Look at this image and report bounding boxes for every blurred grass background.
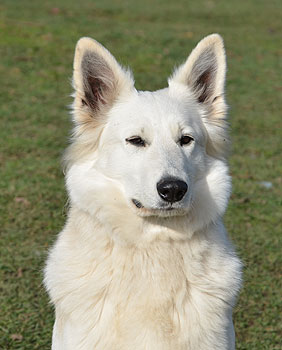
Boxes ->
[0,0,281,348]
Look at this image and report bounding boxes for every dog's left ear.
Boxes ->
[169,34,228,157]
[169,34,226,108]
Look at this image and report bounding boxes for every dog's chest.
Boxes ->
[51,236,235,349]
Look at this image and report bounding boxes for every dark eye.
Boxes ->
[126,136,146,147]
[180,135,194,146]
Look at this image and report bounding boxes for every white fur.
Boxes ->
[44,34,242,349]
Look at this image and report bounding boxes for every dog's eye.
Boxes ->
[126,136,146,147]
[180,135,194,146]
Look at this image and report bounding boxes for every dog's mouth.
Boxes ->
[132,198,175,210]
[132,199,144,209]
[131,198,186,217]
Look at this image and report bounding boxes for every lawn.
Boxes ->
[0,0,281,348]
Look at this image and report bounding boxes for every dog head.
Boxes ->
[66,34,230,224]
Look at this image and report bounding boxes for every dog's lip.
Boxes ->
[132,199,177,211]
[131,199,188,217]
[132,199,144,209]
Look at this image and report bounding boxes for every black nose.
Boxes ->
[157,178,188,203]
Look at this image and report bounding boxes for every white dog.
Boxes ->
[44,34,242,349]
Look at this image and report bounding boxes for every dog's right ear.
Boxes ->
[72,37,134,124]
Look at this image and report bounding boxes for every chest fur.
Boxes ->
[46,228,240,349]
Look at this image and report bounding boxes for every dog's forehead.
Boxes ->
[111,88,200,130]
[132,89,193,123]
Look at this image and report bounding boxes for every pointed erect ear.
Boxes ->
[169,34,226,108]
[72,37,134,121]
[169,34,229,158]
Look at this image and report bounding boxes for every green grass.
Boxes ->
[0,0,281,348]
